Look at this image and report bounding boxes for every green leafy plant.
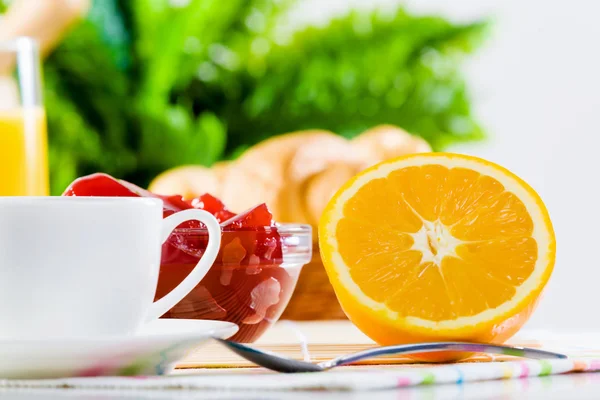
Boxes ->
[2,0,490,194]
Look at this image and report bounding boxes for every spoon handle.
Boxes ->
[321,342,567,369]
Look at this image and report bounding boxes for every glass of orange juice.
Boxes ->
[0,38,47,196]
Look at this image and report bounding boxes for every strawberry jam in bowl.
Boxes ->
[63,173,312,342]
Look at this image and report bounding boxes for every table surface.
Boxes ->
[3,372,600,399]
[4,322,600,399]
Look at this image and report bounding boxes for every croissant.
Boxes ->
[149,125,431,237]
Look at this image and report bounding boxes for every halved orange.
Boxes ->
[319,153,555,348]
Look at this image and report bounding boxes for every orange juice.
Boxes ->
[0,108,48,195]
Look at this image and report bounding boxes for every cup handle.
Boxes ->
[145,209,221,322]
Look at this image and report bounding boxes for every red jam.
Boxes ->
[63,173,293,342]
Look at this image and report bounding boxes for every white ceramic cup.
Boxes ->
[0,197,221,338]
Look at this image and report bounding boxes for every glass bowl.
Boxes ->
[155,224,312,342]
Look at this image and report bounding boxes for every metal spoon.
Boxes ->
[215,339,567,373]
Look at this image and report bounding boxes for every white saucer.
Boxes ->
[0,319,237,379]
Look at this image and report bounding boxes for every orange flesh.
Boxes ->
[336,165,537,322]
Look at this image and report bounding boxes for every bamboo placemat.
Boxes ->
[177,320,552,369]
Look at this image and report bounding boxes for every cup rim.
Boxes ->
[0,196,163,206]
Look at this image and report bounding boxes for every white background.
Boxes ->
[293,0,600,331]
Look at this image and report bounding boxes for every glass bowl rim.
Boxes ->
[172,222,312,235]
[168,223,313,265]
